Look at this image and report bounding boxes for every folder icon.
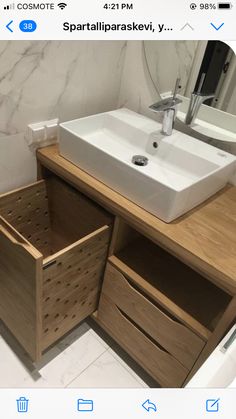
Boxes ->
[77,398,94,412]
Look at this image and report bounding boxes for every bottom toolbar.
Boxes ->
[0,388,234,418]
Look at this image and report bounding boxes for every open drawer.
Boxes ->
[0,175,113,360]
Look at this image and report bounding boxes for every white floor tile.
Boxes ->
[88,327,109,350]
[0,324,106,388]
[67,350,145,388]
[0,321,148,389]
[108,348,148,387]
[35,330,107,388]
[0,336,58,388]
[54,322,90,352]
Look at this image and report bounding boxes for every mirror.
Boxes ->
[143,41,236,154]
[143,41,236,114]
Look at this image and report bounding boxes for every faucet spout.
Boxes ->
[149,98,181,136]
[162,108,176,136]
[149,78,182,136]
[185,92,215,126]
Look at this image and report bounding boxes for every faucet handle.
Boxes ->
[149,97,182,113]
[150,77,182,113]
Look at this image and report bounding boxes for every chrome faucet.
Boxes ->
[185,73,215,126]
[149,78,182,136]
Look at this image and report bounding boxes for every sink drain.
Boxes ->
[132,155,148,166]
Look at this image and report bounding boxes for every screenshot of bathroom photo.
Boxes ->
[0,38,235,391]
[0,0,235,417]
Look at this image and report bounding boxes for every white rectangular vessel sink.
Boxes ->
[59,109,236,222]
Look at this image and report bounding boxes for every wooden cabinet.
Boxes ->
[97,262,207,387]
[0,174,113,360]
[97,218,233,387]
[98,293,189,387]
[1,145,235,388]
[99,263,205,371]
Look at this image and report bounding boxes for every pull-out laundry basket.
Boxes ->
[0,174,113,360]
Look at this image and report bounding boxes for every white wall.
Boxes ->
[118,41,198,119]
[142,41,199,96]
[1,40,235,194]
[118,41,158,119]
[0,40,126,192]
[0,133,36,193]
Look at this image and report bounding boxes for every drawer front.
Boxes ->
[98,294,188,387]
[0,216,42,361]
[101,262,205,370]
[42,225,111,349]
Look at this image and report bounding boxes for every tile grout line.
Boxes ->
[65,348,109,388]
[107,348,148,387]
[65,347,144,389]
[89,328,147,387]
[88,329,109,350]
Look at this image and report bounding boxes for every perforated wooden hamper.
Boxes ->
[0,175,113,360]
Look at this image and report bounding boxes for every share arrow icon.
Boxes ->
[142,399,157,412]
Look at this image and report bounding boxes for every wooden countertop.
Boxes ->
[37,145,236,295]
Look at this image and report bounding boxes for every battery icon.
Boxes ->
[218,2,232,8]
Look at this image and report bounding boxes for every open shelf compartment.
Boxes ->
[109,220,231,338]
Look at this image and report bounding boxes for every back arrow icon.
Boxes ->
[6,20,13,32]
[142,399,157,412]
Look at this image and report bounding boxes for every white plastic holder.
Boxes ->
[25,118,59,152]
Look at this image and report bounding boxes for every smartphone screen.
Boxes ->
[0,1,235,418]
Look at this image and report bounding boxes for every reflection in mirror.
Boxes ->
[143,41,236,155]
[144,41,236,114]
[145,41,236,115]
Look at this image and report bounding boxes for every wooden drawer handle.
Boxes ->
[107,262,186,328]
[116,304,171,356]
[0,221,25,245]
[0,216,41,258]
[108,258,211,341]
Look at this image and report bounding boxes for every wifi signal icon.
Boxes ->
[57,2,67,9]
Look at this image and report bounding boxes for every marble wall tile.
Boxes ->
[118,41,158,119]
[0,133,37,193]
[143,41,198,96]
[1,40,235,194]
[0,41,127,137]
[0,41,127,191]
[118,41,198,120]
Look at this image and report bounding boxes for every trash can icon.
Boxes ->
[16,397,29,413]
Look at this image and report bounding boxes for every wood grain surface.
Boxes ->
[37,145,236,295]
[97,294,189,387]
[102,262,205,370]
[0,216,43,360]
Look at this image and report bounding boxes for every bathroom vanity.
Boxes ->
[0,144,235,388]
